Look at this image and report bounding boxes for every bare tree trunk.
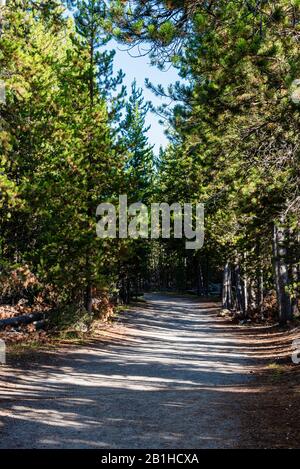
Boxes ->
[258,267,264,315]
[291,263,299,316]
[204,255,209,296]
[197,260,204,296]
[235,260,245,316]
[120,274,131,304]
[0,1,4,38]
[290,229,300,316]
[243,252,248,315]
[84,29,96,316]
[246,277,256,310]
[273,221,292,324]
[85,284,93,315]
[255,243,264,315]
[222,261,232,310]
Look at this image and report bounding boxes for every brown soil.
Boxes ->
[0,294,299,449]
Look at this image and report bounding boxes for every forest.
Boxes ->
[1,0,300,329]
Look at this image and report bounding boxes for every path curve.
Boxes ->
[0,293,259,449]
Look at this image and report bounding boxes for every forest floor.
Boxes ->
[0,292,300,449]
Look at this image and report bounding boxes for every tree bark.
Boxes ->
[258,267,264,315]
[273,221,292,324]
[222,261,232,310]
[243,279,248,314]
[197,260,204,296]
[85,283,93,315]
[235,261,245,316]
[84,22,96,315]
[290,229,300,316]
[255,243,264,315]
[0,312,48,330]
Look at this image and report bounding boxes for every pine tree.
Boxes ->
[59,0,125,312]
[113,0,300,321]
[72,0,126,122]
[1,1,124,312]
[122,80,154,202]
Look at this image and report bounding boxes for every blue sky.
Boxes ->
[65,8,180,153]
[110,40,180,153]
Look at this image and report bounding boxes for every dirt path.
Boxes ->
[0,293,294,449]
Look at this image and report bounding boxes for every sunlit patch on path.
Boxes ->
[0,293,265,449]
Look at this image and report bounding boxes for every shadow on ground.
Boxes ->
[0,293,299,448]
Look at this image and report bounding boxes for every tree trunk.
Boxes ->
[197,260,204,296]
[235,261,245,316]
[255,243,264,315]
[85,283,93,315]
[84,32,95,315]
[290,229,300,316]
[0,312,48,330]
[273,221,292,324]
[204,255,209,296]
[257,267,264,316]
[222,261,232,310]
[243,252,248,315]
[291,262,299,316]
[0,1,4,38]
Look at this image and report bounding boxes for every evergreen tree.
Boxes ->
[71,0,126,122]
[122,80,154,202]
[112,0,300,322]
[0,1,124,312]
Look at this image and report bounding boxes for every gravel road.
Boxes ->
[0,293,258,449]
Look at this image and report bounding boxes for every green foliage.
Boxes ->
[49,304,93,332]
[0,0,152,322]
[1,0,300,326]
[112,0,300,317]
[121,80,155,202]
[158,21,177,45]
